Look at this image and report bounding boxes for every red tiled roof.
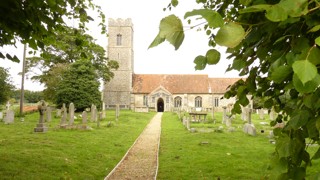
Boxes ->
[132,74,242,94]
[208,78,242,94]
[133,74,209,94]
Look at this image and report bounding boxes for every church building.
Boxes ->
[103,18,242,112]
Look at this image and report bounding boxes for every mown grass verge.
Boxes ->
[158,112,320,179]
[0,110,155,179]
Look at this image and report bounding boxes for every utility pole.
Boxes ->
[20,44,27,119]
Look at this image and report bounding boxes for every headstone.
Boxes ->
[4,110,14,124]
[34,100,48,132]
[186,117,190,130]
[259,109,264,120]
[243,109,256,136]
[91,104,96,122]
[60,103,67,128]
[56,109,61,117]
[222,106,227,124]
[212,107,215,123]
[0,112,3,120]
[69,103,75,125]
[82,111,88,124]
[94,106,98,122]
[46,107,52,122]
[269,108,276,121]
[102,102,106,119]
[97,112,101,127]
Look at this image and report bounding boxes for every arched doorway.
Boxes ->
[157,98,164,112]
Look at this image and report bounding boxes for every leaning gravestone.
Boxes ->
[34,100,48,132]
[243,109,256,136]
[46,106,52,122]
[4,110,14,124]
[60,103,68,128]
[69,103,75,126]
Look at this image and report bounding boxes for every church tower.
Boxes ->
[103,18,134,109]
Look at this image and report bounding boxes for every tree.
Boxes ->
[0,0,106,62]
[55,59,101,111]
[27,26,118,102]
[0,67,15,105]
[150,0,320,178]
[12,90,44,103]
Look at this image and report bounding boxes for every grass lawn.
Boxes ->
[0,109,155,179]
[158,112,320,179]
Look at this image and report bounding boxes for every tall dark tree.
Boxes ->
[151,0,320,178]
[55,59,101,111]
[0,0,106,62]
[0,67,15,105]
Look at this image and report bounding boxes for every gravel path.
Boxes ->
[105,112,162,180]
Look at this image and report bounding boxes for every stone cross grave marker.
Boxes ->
[69,103,75,125]
[4,110,14,124]
[34,100,48,132]
[243,109,256,136]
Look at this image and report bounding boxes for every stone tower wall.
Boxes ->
[104,18,134,109]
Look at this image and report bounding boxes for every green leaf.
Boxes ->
[306,118,319,140]
[270,65,292,83]
[171,0,178,7]
[315,37,320,46]
[194,55,207,70]
[308,47,320,65]
[184,9,224,28]
[264,98,274,109]
[276,134,291,158]
[288,110,310,130]
[312,147,320,160]
[239,4,271,14]
[292,60,318,84]
[293,74,320,93]
[215,22,245,48]
[148,34,165,49]
[278,0,308,18]
[149,15,185,50]
[205,49,220,65]
[308,25,320,33]
[0,52,5,59]
[265,5,287,22]
[239,0,252,6]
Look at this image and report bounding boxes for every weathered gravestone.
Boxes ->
[56,109,61,117]
[0,111,3,120]
[269,108,276,121]
[60,103,68,128]
[222,106,227,124]
[46,106,52,122]
[243,109,256,136]
[80,111,89,129]
[69,103,75,126]
[259,109,265,120]
[4,110,14,124]
[34,100,48,132]
[91,104,97,122]
[102,102,106,119]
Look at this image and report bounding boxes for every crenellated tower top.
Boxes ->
[108,18,133,27]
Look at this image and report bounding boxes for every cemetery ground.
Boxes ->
[0,109,319,179]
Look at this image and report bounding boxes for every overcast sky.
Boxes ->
[0,0,240,91]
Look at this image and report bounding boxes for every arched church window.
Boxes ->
[117,34,122,46]
[174,96,182,107]
[195,96,202,108]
